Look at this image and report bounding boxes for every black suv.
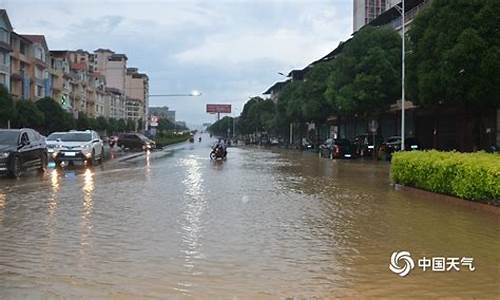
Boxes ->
[0,129,48,177]
[118,133,156,150]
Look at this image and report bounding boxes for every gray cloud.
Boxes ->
[2,0,352,124]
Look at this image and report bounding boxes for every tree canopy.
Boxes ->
[407,0,500,108]
[325,26,402,116]
[0,84,16,128]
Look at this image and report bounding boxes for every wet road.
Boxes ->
[0,134,499,299]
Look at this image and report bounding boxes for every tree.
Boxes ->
[116,119,127,133]
[95,116,108,132]
[325,26,402,117]
[35,97,73,134]
[126,119,136,132]
[76,113,90,130]
[0,84,16,128]
[14,100,45,129]
[157,118,175,132]
[208,116,233,137]
[407,0,500,108]
[238,97,276,135]
[301,62,335,123]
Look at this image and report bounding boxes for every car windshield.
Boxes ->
[60,133,92,142]
[47,133,66,141]
[0,131,20,145]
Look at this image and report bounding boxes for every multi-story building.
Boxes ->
[9,32,32,99]
[2,9,150,126]
[49,50,73,111]
[353,0,399,32]
[0,9,12,91]
[21,35,50,100]
[94,49,127,92]
[106,87,126,120]
[125,67,148,129]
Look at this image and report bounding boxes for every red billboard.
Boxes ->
[206,104,231,113]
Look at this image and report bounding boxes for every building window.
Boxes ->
[0,73,6,86]
[35,66,43,79]
[35,47,45,62]
[0,52,5,65]
[36,85,43,97]
[20,42,28,55]
[0,29,8,43]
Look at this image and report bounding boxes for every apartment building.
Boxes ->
[2,9,149,125]
[125,67,149,129]
[0,10,12,91]
[21,35,50,100]
[49,50,73,111]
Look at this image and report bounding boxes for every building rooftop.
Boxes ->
[263,80,290,95]
[94,48,115,53]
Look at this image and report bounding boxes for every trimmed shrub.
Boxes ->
[391,150,500,204]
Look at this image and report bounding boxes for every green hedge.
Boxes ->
[155,132,191,147]
[391,150,500,204]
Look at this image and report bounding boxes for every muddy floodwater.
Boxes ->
[0,135,498,299]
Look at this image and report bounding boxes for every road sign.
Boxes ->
[206,104,231,113]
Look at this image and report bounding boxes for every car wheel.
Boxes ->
[9,156,21,178]
[38,152,47,173]
[89,150,96,166]
[98,148,104,164]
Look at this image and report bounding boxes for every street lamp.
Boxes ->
[395,1,406,150]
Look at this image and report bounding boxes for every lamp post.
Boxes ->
[395,1,406,150]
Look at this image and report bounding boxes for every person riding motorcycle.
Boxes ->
[211,139,227,159]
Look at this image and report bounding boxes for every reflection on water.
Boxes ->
[0,143,498,299]
[80,168,95,258]
[178,155,206,293]
[145,150,151,178]
[0,193,5,224]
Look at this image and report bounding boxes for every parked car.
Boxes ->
[353,134,384,157]
[118,133,156,150]
[0,128,48,177]
[53,130,104,166]
[378,136,421,160]
[319,138,354,159]
[45,132,66,155]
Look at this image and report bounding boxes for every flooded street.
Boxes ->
[0,135,498,299]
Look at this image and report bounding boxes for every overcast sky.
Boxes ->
[2,0,352,126]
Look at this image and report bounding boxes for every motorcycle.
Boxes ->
[210,145,226,160]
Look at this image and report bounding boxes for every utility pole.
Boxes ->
[401,0,406,150]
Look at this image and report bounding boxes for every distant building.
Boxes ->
[353,0,400,32]
[149,106,175,123]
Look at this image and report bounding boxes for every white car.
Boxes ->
[45,132,66,155]
[53,130,104,166]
